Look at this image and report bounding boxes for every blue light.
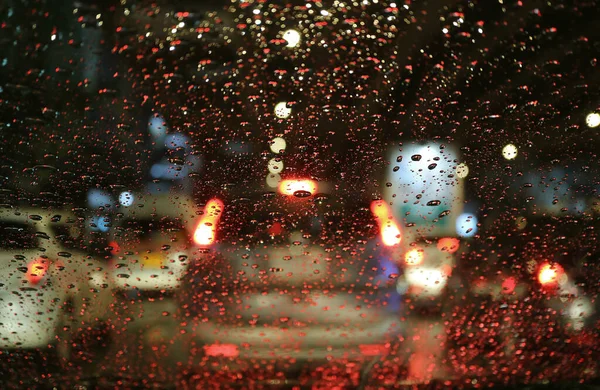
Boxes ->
[164,133,190,150]
[87,189,112,208]
[456,213,478,238]
[89,216,110,232]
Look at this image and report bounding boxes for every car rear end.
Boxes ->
[109,195,198,296]
[0,212,63,350]
[179,180,404,363]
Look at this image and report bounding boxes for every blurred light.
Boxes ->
[90,216,111,232]
[502,144,518,160]
[148,115,167,140]
[268,158,284,174]
[456,213,477,237]
[437,237,460,253]
[266,173,282,188]
[404,268,447,295]
[282,29,301,47]
[456,163,469,178]
[359,344,388,356]
[108,241,121,255]
[516,216,527,230]
[193,198,224,246]
[274,101,292,118]
[405,248,424,265]
[164,133,189,150]
[270,137,287,154]
[567,297,593,321]
[204,344,239,357]
[370,200,402,246]
[586,112,600,128]
[278,179,317,196]
[87,189,112,208]
[501,277,517,294]
[118,191,134,207]
[538,263,563,286]
[193,224,215,246]
[89,272,108,288]
[27,260,48,285]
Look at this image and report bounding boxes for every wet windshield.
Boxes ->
[1,0,599,388]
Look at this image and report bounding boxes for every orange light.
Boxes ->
[204,343,239,357]
[193,198,224,246]
[437,237,460,253]
[538,263,563,285]
[405,248,424,266]
[278,179,318,196]
[370,200,402,246]
[27,260,48,285]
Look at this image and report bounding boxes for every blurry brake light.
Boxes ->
[405,248,424,265]
[437,237,460,253]
[27,260,48,285]
[204,343,239,357]
[370,200,402,246]
[193,198,224,246]
[538,263,563,286]
[278,179,317,196]
[359,344,389,356]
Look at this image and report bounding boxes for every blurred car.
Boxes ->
[108,193,198,295]
[0,207,113,363]
[382,142,467,309]
[178,179,404,364]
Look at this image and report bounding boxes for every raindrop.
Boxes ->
[411,154,422,161]
[293,190,312,198]
[427,200,441,206]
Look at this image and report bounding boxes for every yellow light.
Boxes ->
[502,144,518,160]
[278,179,317,196]
[274,102,292,119]
[538,263,562,285]
[456,163,469,179]
[268,158,284,174]
[193,198,224,246]
[370,200,402,246]
[586,112,600,128]
[270,137,287,154]
[381,223,402,246]
[405,248,424,265]
[266,173,282,188]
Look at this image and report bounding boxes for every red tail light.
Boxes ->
[27,260,48,285]
[194,198,224,246]
[370,200,402,246]
[538,263,563,286]
[204,343,239,357]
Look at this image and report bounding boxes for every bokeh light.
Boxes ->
[274,102,292,119]
[282,29,301,48]
[456,163,469,179]
[502,144,518,160]
[118,191,134,207]
[456,213,478,237]
[270,137,287,154]
[268,158,284,174]
[586,112,600,128]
